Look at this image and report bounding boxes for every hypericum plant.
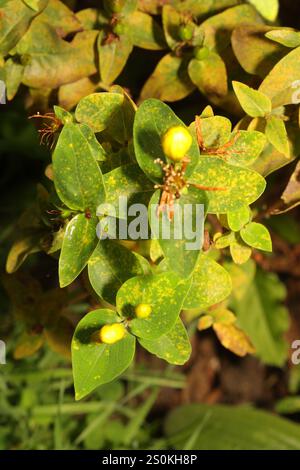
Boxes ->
[6,72,297,399]
[4,0,300,401]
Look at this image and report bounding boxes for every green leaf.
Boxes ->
[59,214,98,288]
[188,52,227,98]
[134,98,199,183]
[189,157,266,213]
[224,130,266,166]
[259,46,300,107]
[275,396,300,415]
[75,92,124,133]
[232,81,272,117]
[183,254,232,310]
[149,189,205,278]
[126,11,166,50]
[192,116,232,148]
[88,240,150,305]
[139,319,191,365]
[98,32,133,86]
[78,124,106,162]
[140,54,195,102]
[103,163,154,218]
[265,116,290,157]
[53,123,105,211]
[53,105,73,124]
[104,85,136,144]
[247,0,279,21]
[0,0,37,55]
[72,309,135,400]
[165,403,300,449]
[214,232,235,249]
[230,236,252,264]
[232,25,287,78]
[265,29,300,48]
[227,205,250,231]
[240,222,272,252]
[116,272,190,340]
[232,269,289,366]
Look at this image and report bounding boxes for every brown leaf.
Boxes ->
[140,53,195,102]
[213,322,255,357]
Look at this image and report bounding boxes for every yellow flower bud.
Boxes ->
[99,323,126,344]
[161,126,192,162]
[135,303,152,319]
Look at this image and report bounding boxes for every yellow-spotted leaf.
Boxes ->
[72,309,135,400]
[88,240,150,305]
[232,81,272,117]
[265,116,290,158]
[52,123,105,211]
[240,222,272,252]
[59,214,98,287]
[183,254,232,310]
[116,272,190,340]
[138,318,191,365]
[75,92,124,133]
[189,156,266,213]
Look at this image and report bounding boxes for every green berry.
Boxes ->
[113,23,126,36]
[178,24,194,41]
[107,0,125,13]
[194,46,210,61]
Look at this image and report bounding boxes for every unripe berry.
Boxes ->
[161,126,192,161]
[178,23,194,41]
[113,23,126,36]
[99,323,126,344]
[194,46,210,61]
[107,0,125,13]
[135,303,152,319]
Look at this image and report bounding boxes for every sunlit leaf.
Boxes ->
[139,318,191,365]
[72,309,135,400]
[116,272,190,340]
